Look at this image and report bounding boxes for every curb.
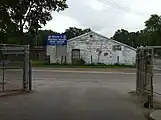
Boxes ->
[0,90,33,97]
[148,110,161,120]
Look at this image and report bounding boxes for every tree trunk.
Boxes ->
[20,20,24,45]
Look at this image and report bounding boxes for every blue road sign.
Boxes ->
[47,35,67,46]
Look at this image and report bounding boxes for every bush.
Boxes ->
[79,58,86,65]
[97,63,106,66]
[73,58,86,65]
[114,63,135,68]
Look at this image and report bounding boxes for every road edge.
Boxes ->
[148,110,161,120]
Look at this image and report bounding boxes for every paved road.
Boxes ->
[0,70,160,120]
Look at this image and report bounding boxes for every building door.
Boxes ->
[71,49,80,64]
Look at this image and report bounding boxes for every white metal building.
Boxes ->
[47,31,136,65]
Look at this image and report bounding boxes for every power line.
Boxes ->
[98,0,148,15]
[99,0,148,15]
[93,24,144,29]
[98,0,151,16]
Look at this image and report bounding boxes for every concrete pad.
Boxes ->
[149,110,161,120]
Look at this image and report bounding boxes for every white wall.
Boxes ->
[46,46,67,64]
[46,46,56,63]
[122,46,136,65]
[67,32,136,65]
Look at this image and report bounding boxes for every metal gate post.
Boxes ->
[2,52,5,92]
[150,48,154,108]
[139,49,141,92]
[143,49,147,94]
[23,45,30,90]
[136,49,140,92]
[29,60,32,91]
[142,50,145,94]
[137,48,141,93]
[140,50,144,94]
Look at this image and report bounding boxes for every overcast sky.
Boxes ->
[43,0,161,37]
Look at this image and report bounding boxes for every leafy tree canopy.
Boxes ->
[112,14,161,48]
[0,0,68,43]
[23,27,91,46]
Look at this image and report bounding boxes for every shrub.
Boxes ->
[76,58,86,65]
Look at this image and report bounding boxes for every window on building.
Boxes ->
[112,45,121,51]
[89,34,93,38]
[104,52,108,56]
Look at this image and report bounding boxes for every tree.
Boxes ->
[36,30,60,46]
[111,29,133,46]
[0,0,68,44]
[112,14,161,47]
[112,29,151,48]
[35,27,91,46]
[65,27,91,39]
[145,14,161,32]
[145,14,161,46]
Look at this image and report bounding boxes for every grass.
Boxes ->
[32,61,135,68]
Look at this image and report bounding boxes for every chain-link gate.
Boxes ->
[136,46,161,108]
[0,44,32,93]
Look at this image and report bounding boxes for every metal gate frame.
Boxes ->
[136,46,161,108]
[0,44,32,93]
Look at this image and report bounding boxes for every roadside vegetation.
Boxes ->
[32,61,135,68]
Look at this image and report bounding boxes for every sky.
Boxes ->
[43,0,161,37]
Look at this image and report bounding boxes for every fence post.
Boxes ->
[148,49,153,108]
[140,50,143,94]
[2,49,5,92]
[136,49,139,92]
[138,49,141,93]
[29,60,32,91]
[141,49,145,95]
[23,45,30,91]
[143,49,147,94]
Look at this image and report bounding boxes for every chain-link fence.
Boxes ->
[153,47,161,108]
[136,46,161,108]
[0,44,32,93]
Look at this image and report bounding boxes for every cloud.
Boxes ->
[44,0,161,37]
[43,13,84,33]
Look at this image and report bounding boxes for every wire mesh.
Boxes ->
[0,69,24,92]
[136,46,161,108]
[0,44,30,92]
[153,47,161,107]
[136,47,153,107]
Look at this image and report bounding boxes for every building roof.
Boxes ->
[68,31,136,51]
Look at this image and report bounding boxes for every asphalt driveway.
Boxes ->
[0,69,158,120]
